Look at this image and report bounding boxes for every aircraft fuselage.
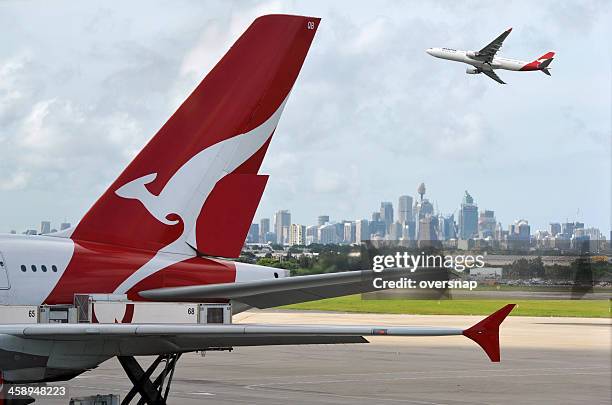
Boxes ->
[425,48,538,71]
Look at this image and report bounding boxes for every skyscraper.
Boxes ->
[437,214,456,240]
[317,215,330,226]
[60,222,71,231]
[478,210,496,238]
[509,219,530,241]
[417,215,438,247]
[549,223,561,237]
[306,225,318,245]
[246,223,259,243]
[398,195,413,224]
[355,219,370,242]
[260,218,270,243]
[388,221,403,240]
[40,221,51,235]
[459,191,478,240]
[343,221,356,244]
[562,222,575,238]
[289,224,306,246]
[380,202,394,230]
[318,224,338,245]
[274,210,291,245]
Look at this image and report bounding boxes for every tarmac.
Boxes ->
[46,310,610,404]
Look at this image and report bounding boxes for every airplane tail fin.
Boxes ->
[537,52,554,76]
[463,304,516,362]
[69,15,320,257]
[536,51,555,61]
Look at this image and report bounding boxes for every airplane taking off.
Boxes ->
[426,28,555,84]
[0,15,515,404]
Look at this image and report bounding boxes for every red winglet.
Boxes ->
[462,304,516,362]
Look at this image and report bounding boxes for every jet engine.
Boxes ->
[466,51,479,58]
[466,67,481,74]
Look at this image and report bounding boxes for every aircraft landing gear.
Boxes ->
[117,353,181,405]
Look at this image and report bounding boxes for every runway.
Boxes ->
[46,310,610,404]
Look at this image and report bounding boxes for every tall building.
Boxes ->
[509,219,531,241]
[274,210,291,245]
[260,218,270,243]
[318,224,338,245]
[355,219,369,242]
[371,212,381,222]
[417,215,438,246]
[60,222,71,231]
[40,221,51,235]
[459,191,478,240]
[405,220,416,240]
[317,215,330,226]
[333,222,345,242]
[437,214,456,240]
[562,222,575,238]
[388,221,403,240]
[398,195,413,224]
[343,221,356,244]
[549,223,561,236]
[246,223,259,243]
[306,225,318,245]
[289,224,306,246]
[369,218,386,238]
[380,202,394,230]
[478,210,496,238]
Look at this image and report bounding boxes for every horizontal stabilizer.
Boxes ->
[539,58,553,69]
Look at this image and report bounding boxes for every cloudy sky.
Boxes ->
[0,0,610,234]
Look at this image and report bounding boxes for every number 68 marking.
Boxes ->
[307,21,315,30]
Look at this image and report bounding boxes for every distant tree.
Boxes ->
[528,256,545,278]
[510,258,529,279]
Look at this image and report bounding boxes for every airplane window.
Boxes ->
[51,265,58,272]
[31,265,37,272]
[21,265,26,272]
[41,265,48,272]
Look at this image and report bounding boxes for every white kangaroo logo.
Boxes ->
[112,97,288,294]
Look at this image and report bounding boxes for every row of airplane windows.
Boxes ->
[20,264,58,273]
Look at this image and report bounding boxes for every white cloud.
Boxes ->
[0,0,609,232]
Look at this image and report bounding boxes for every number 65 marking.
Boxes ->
[307,21,315,30]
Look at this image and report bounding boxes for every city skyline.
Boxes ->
[6,183,608,238]
[253,183,609,239]
[248,182,608,251]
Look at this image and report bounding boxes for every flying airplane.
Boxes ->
[426,28,555,84]
[0,15,515,404]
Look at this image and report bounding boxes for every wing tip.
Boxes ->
[463,304,516,362]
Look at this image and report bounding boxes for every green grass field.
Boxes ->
[283,295,611,318]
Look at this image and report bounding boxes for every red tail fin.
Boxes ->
[536,51,555,61]
[463,304,516,362]
[70,15,320,255]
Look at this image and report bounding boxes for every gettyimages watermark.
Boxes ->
[359,240,610,301]
[370,251,482,291]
